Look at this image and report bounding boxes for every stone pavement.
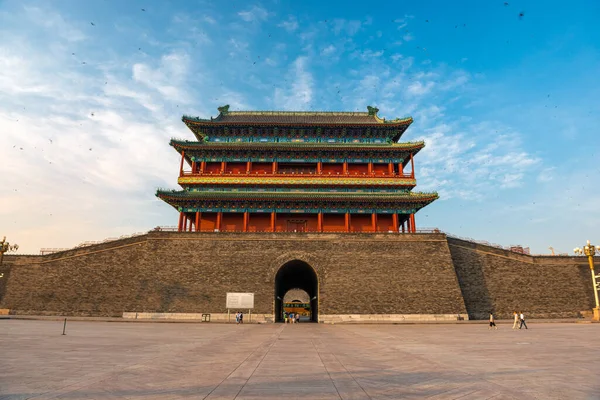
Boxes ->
[1,320,599,399]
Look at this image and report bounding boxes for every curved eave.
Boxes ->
[177,176,417,187]
[156,189,438,203]
[170,139,425,152]
[182,116,413,127]
[182,116,413,142]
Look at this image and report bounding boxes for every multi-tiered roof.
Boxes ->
[157,105,437,232]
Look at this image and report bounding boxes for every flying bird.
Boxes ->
[91,22,95,26]
[141,8,146,11]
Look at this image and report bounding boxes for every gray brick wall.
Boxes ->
[0,232,466,317]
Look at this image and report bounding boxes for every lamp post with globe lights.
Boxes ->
[574,240,600,321]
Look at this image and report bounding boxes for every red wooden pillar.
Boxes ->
[179,151,185,176]
[368,162,373,175]
[317,161,322,174]
[220,161,226,174]
[410,213,416,233]
[195,212,200,232]
[410,153,415,179]
[216,212,222,231]
[200,161,206,173]
[345,213,350,232]
[399,162,403,176]
[318,212,323,232]
[246,161,252,174]
[272,161,277,174]
[392,213,399,232]
[271,212,276,232]
[191,161,197,174]
[388,162,393,175]
[183,215,187,231]
[343,161,348,175]
[371,213,377,232]
[178,212,184,232]
[243,211,249,232]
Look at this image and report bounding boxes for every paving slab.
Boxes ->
[1,321,600,399]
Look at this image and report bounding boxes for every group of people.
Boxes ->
[235,311,244,324]
[488,311,528,329]
[283,311,299,323]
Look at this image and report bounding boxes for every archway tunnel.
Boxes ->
[274,260,318,322]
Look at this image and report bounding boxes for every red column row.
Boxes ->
[177,212,416,233]
[180,159,415,177]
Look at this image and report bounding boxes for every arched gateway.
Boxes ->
[274,260,318,322]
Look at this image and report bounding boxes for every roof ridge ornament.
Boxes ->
[367,106,379,116]
[217,104,230,115]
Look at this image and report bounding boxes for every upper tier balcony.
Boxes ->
[180,161,415,179]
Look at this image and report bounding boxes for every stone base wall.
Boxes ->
[0,232,467,318]
[448,237,597,319]
[1,232,596,321]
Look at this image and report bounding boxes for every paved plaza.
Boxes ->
[1,320,599,399]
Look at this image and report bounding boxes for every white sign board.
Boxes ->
[226,293,254,309]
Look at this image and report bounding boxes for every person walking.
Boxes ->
[284,311,288,324]
[519,312,528,329]
[489,312,497,330]
[512,311,519,329]
[239,312,244,324]
[235,312,240,324]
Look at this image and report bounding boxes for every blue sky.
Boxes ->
[1,0,599,254]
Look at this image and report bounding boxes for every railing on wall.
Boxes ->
[168,228,443,234]
[446,233,532,255]
[38,231,149,255]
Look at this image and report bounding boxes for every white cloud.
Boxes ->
[238,6,270,22]
[24,6,86,42]
[321,45,336,57]
[407,81,435,96]
[273,57,313,110]
[278,16,298,32]
[332,19,362,36]
[394,15,414,30]
[403,33,414,42]
[132,52,191,102]
[203,15,216,24]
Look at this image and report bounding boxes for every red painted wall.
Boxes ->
[248,213,271,232]
[204,162,221,174]
[252,162,272,174]
[376,214,395,232]
[227,162,246,174]
[323,214,346,232]
[373,163,389,176]
[200,212,217,231]
[348,163,369,175]
[350,214,372,232]
[221,213,244,231]
[322,163,344,175]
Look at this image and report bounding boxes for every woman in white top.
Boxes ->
[489,312,497,330]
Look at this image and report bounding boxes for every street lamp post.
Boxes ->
[574,240,600,321]
[0,236,19,268]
